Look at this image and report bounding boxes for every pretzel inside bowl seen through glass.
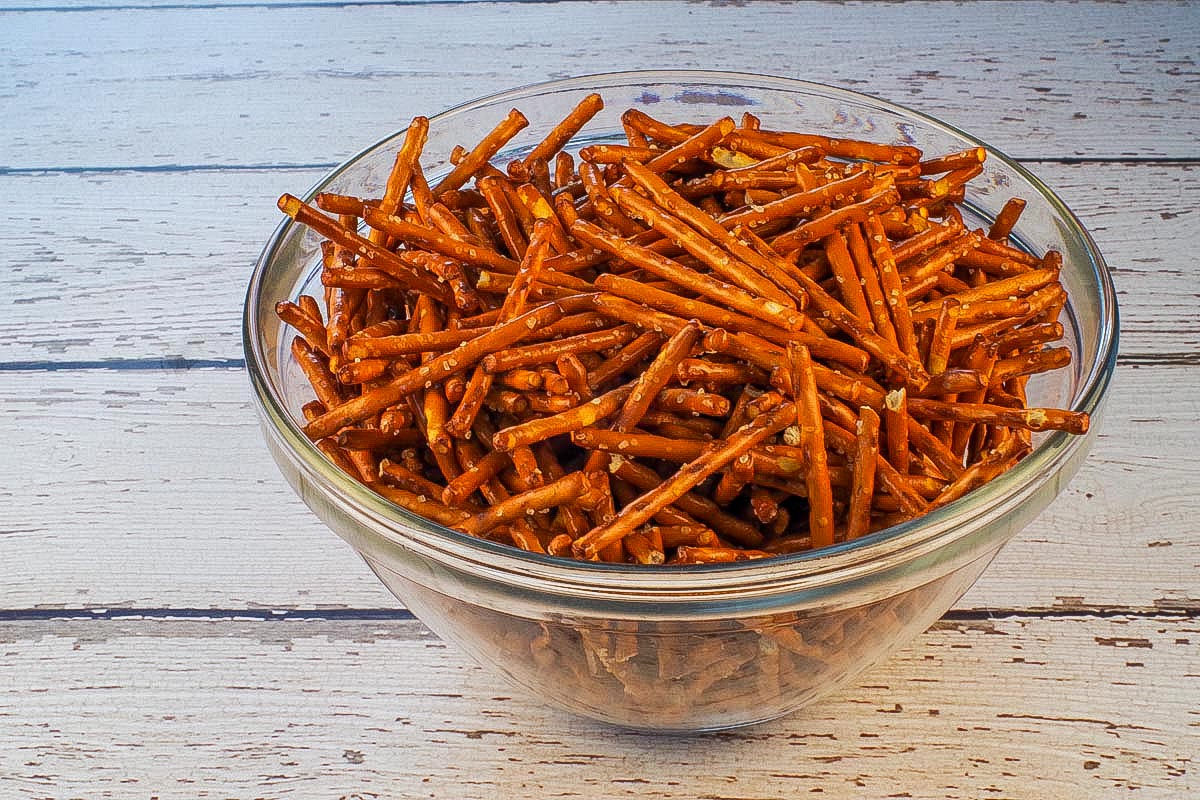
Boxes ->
[245,71,1117,731]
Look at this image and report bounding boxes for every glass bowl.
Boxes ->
[243,71,1118,732]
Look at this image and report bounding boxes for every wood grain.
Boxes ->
[0,2,1196,793]
[2,1,1197,170]
[2,163,1195,365]
[1,365,1196,612]
[0,614,1195,799]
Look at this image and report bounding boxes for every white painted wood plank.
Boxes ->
[0,367,397,609]
[1,365,1196,611]
[2,2,1197,169]
[0,615,1195,799]
[2,162,1195,364]
[1,167,312,364]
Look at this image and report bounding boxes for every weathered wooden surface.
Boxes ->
[0,615,1195,799]
[2,1,1197,168]
[1,0,1197,796]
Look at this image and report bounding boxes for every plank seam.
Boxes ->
[3,158,1198,177]
[0,353,1189,373]
[0,164,339,176]
[0,358,246,372]
[0,606,1193,622]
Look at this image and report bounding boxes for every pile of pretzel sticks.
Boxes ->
[275,92,1088,565]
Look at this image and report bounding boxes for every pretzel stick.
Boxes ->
[343,328,480,360]
[592,273,868,370]
[580,319,703,468]
[578,161,644,237]
[373,484,473,528]
[579,144,657,164]
[676,358,766,386]
[934,434,1028,507]
[335,428,424,451]
[989,346,1073,384]
[572,219,805,331]
[744,129,923,165]
[492,382,633,451]
[336,358,389,385]
[277,301,333,359]
[572,428,708,462]
[786,260,929,387]
[927,299,961,376]
[524,92,604,167]
[719,168,876,230]
[976,233,1041,266]
[426,202,479,244]
[950,336,999,458]
[882,388,911,473]
[862,212,921,364]
[847,406,881,540]
[320,265,407,292]
[610,457,765,547]
[991,321,1065,356]
[918,146,986,175]
[363,207,520,273]
[641,116,736,174]
[624,532,666,565]
[900,232,980,287]
[513,183,572,253]
[477,175,529,258]
[844,222,898,345]
[411,295,453,455]
[440,449,509,506]
[823,231,874,325]
[930,164,984,197]
[407,159,436,225]
[673,547,772,564]
[315,192,378,218]
[650,525,721,549]
[459,471,602,536]
[619,108,691,145]
[369,116,430,245]
[622,162,808,303]
[769,185,903,252]
[910,268,1060,314]
[889,217,965,263]
[611,185,797,308]
[379,458,455,503]
[291,336,343,409]
[304,301,565,439]
[573,398,793,558]
[587,330,666,390]
[979,196,1027,241]
[787,344,835,548]
[482,324,638,373]
[908,398,1089,435]
[650,387,728,417]
[433,108,529,193]
[278,195,456,304]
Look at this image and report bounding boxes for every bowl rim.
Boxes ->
[243,69,1119,599]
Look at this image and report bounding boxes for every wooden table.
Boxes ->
[2,1,1197,797]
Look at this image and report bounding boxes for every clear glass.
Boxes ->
[244,71,1119,731]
